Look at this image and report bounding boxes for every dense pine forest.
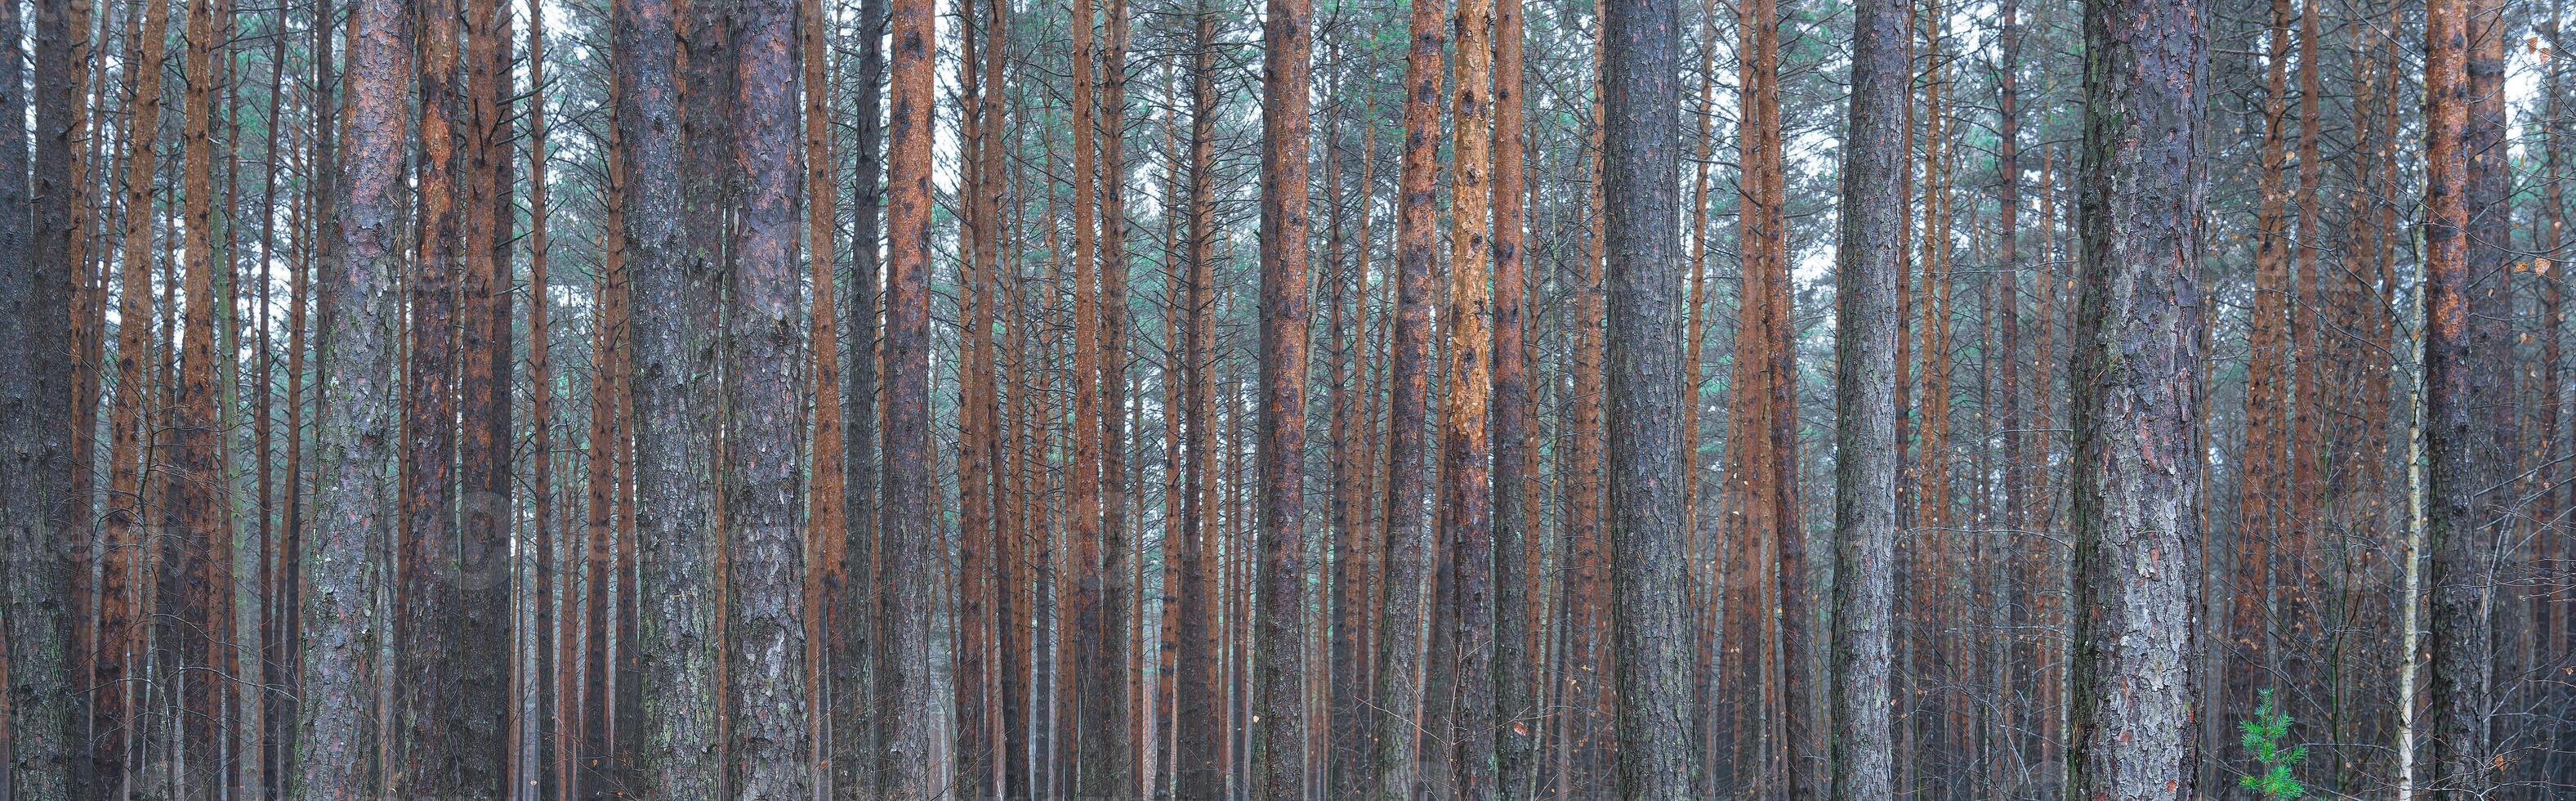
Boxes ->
[0,0,2568,794]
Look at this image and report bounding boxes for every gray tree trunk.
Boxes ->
[615,0,725,792]
[1601,0,1693,794]
[1826,0,1908,791]
[297,0,408,791]
[2065,0,2207,795]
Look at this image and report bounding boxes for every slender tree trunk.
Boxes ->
[1256,0,1317,790]
[2231,0,2293,723]
[46,0,100,788]
[583,121,628,800]
[837,0,890,790]
[879,0,949,785]
[162,0,230,792]
[802,0,853,788]
[398,0,467,786]
[525,7,562,792]
[2422,0,2492,790]
[453,0,512,793]
[1098,5,1140,788]
[1175,8,1223,795]
[455,0,514,786]
[1487,0,1537,790]
[2064,0,2207,795]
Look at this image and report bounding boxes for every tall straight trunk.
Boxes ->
[244,11,289,797]
[1601,0,1691,794]
[1827,0,1906,792]
[2231,0,2293,718]
[1174,7,1224,794]
[298,0,408,788]
[2422,0,2491,790]
[878,0,949,785]
[802,0,850,786]
[583,128,629,800]
[1563,34,1611,791]
[1683,22,1720,790]
[1063,0,1121,787]
[725,0,814,792]
[836,0,890,790]
[1487,0,1536,790]
[456,0,515,782]
[165,0,232,791]
[1324,96,1368,801]
[400,0,467,787]
[2065,0,2206,795]
[455,0,514,787]
[952,0,996,789]
[977,1,1016,795]
[1730,0,1809,791]
[1256,0,1316,790]
[4,0,75,791]
[1484,0,1535,793]
[620,0,724,790]
[525,7,562,792]
[277,4,337,787]
[1368,0,1443,791]
[1099,4,1140,786]
[1440,0,1498,790]
[44,0,100,789]
[1159,77,1191,791]
[2284,0,2324,685]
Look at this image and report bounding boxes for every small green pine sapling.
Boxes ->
[2237,688,2309,799]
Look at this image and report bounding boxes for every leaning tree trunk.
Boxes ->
[2065,0,2207,796]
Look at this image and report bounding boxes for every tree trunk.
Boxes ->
[1440,0,1498,791]
[1368,0,1442,792]
[298,0,408,788]
[725,0,815,792]
[1487,0,1537,791]
[1175,8,1224,795]
[1600,0,1692,794]
[456,0,514,786]
[1827,0,1906,791]
[2422,0,2493,790]
[1257,0,1316,790]
[837,0,890,790]
[525,6,561,790]
[2064,0,2206,795]
[879,0,950,785]
[3,0,75,791]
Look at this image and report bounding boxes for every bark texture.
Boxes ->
[1600,0,1694,794]
[1828,0,1907,792]
[298,0,408,790]
[2065,0,2207,795]
[1257,0,1316,791]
